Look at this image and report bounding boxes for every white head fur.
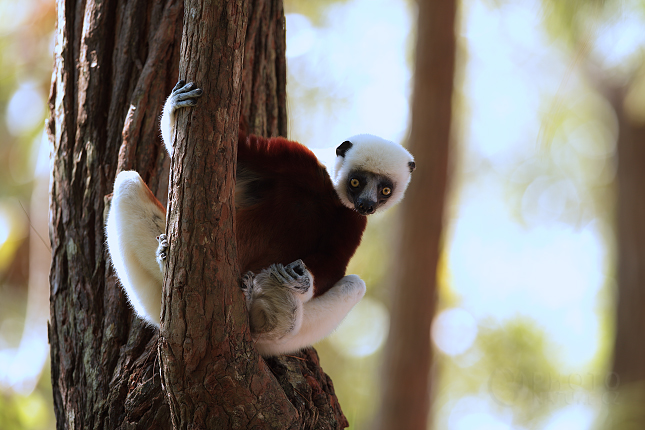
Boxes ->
[332,134,415,214]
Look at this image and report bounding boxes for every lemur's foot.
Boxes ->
[242,261,313,339]
[241,271,255,294]
[168,80,203,111]
[269,259,312,294]
[155,234,169,266]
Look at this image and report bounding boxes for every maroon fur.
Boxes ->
[236,134,367,297]
[148,133,367,297]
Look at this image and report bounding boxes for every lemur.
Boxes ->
[106,81,415,356]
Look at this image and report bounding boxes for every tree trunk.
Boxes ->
[48,0,347,428]
[157,1,296,427]
[241,0,287,137]
[48,1,181,428]
[375,0,456,429]
[606,83,645,425]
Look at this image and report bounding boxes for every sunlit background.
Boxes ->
[1,0,643,428]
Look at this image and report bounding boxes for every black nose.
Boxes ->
[356,199,376,215]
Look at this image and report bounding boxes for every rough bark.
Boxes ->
[241,0,288,137]
[48,1,181,428]
[375,0,456,429]
[157,1,294,428]
[48,0,347,428]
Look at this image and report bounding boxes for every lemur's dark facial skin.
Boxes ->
[346,170,394,215]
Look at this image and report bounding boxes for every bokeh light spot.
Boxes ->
[328,296,389,358]
[6,82,46,136]
[432,308,478,356]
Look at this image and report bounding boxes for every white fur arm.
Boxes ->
[106,171,166,326]
[251,273,366,356]
[160,80,203,156]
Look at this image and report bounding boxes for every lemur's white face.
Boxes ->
[332,134,415,215]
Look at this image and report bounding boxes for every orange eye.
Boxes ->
[382,187,392,196]
[350,178,360,187]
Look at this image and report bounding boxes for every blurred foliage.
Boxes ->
[541,0,645,82]
[436,319,560,428]
[0,0,56,429]
[538,0,645,428]
[506,89,617,227]
[429,0,643,427]
[541,0,606,47]
[477,320,562,425]
[435,317,619,429]
[0,0,54,278]
[0,0,54,198]
[285,0,352,25]
[0,366,55,430]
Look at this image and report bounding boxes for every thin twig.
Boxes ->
[19,200,51,252]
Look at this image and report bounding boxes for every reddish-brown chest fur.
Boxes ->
[235,134,367,297]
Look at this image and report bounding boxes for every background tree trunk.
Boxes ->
[375,0,456,429]
[48,0,347,428]
[605,82,645,426]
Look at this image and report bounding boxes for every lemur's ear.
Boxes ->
[408,161,416,173]
[336,141,353,157]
